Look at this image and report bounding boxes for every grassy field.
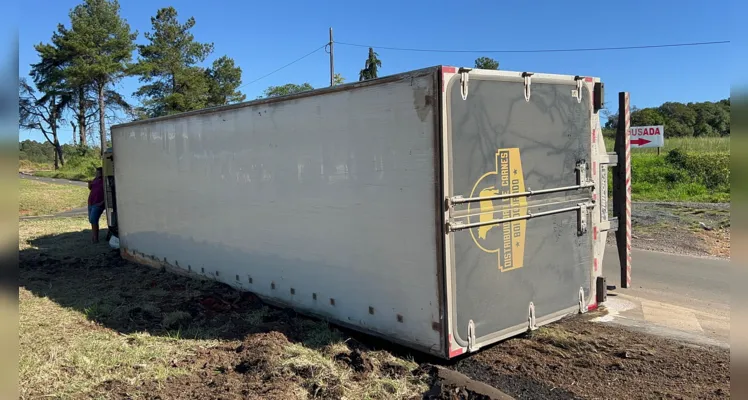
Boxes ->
[19,218,428,399]
[602,136,730,202]
[19,179,89,216]
[602,136,730,154]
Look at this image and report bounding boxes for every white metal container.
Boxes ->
[110,66,623,359]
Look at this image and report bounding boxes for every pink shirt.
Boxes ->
[88,177,105,206]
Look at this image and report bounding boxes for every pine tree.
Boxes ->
[55,0,137,155]
[358,48,382,81]
[205,56,246,106]
[474,57,499,70]
[132,7,214,117]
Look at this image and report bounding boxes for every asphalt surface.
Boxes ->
[601,246,730,347]
[19,172,88,187]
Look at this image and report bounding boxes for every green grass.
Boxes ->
[602,137,730,202]
[602,136,730,154]
[19,179,89,216]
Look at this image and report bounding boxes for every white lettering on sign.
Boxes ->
[628,125,665,148]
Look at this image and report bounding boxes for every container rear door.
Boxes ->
[443,71,594,351]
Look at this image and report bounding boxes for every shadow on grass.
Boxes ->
[19,228,353,350]
[20,228,580,399]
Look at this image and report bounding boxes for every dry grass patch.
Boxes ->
[19,287,214,399]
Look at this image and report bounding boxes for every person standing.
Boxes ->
[88,167,106,243]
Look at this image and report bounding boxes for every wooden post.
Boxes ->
[613,92,632,289]
[329,27,335,87]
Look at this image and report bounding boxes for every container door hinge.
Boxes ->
[578,287,588,313]
[574,76,584,103]
[467,319,478,352]
[459,68,472,100]
[528,302,537,331]
[522,72,534,102]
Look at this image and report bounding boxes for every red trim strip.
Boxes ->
[587,302,598,311]
[584,77,593,82]
[447,333,464,358]
[442,66,456,92]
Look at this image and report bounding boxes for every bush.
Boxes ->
[665,149,729,191]
[610,149,730,202]
[34,153,101,182]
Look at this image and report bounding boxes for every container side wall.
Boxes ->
[112,72,443,353]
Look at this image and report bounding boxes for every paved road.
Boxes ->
[19,172,88,187]
[600,246,730,348]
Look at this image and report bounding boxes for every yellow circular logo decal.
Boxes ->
[467,149,527,272]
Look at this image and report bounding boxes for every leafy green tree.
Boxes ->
[358,48,382,81]
[19,139,56,164]
[333,73,345,86]
[263,83,314,98]
[692,101,729,137]
[657,102,697,137]
[55,0,137,155]
[132,7,214,117]
[205,56,246,106]
[474,56,499,70]
[631,108,666,127]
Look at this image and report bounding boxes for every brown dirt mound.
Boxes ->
[453,312,730,399]
[96,331,301,400]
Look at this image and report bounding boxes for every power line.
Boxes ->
[336,40,730,54]
[238,43,328,89]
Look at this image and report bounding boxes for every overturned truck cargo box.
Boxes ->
[108,66,629,359]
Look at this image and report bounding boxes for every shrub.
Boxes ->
[666,149,729,190]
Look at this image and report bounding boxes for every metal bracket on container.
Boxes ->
[576,161,590,187]
[528,302,537,331]
[467,319,477,351]
[459,68,472,100]
[574,76,584,103]
[578,287,588,314]
[522,72,534,102]
[578,202,591,235]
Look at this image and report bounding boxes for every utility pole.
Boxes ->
[329,27,335,87]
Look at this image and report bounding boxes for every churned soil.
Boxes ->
[452,311,730,400]
[91,310,730,399]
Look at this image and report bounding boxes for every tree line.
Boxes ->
[604,99,729,138]
[19,1,246,169]
[15,0,500,170]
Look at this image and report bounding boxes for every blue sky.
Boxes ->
[18,0,731,143]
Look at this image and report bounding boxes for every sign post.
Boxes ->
[614,93,632,289]
[628,125,665,154]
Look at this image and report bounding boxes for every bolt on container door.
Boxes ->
[444,72,594,350]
